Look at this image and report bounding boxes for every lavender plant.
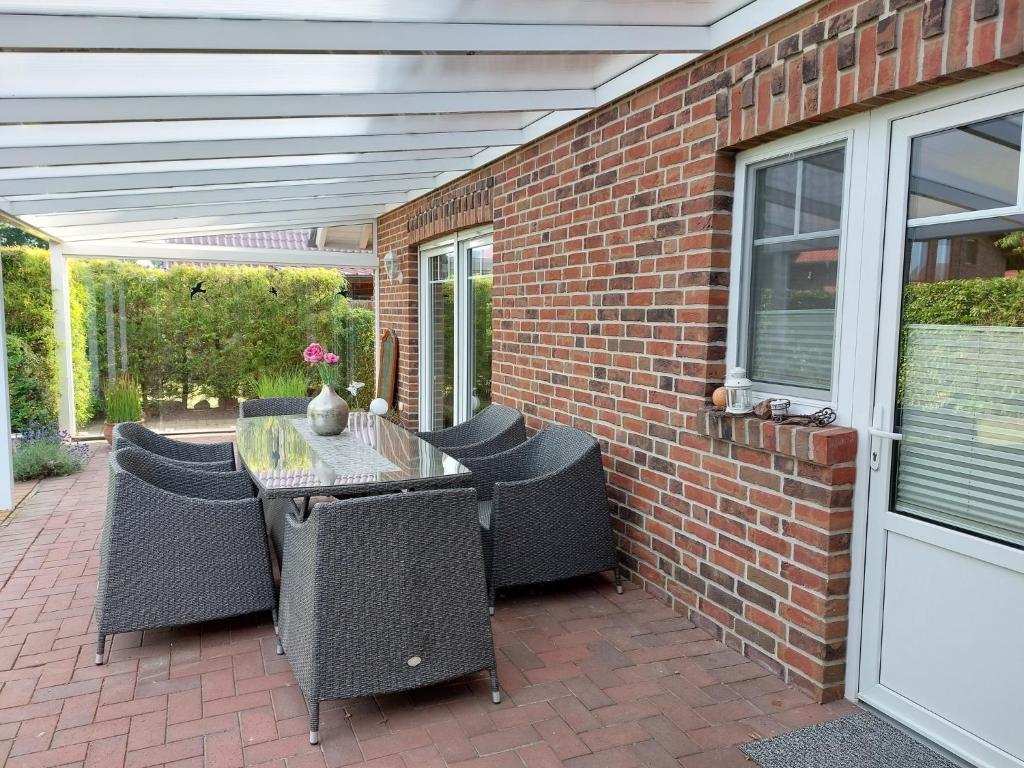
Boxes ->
[13,421,90,481]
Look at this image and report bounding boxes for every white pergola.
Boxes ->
[0,0,807,509]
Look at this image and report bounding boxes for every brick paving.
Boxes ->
[0,443,856,767]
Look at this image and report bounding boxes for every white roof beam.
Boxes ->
[10,177,434,215]
[47,205,388,239]
[0,157,475,196]
[0,114,534,146]
[51,212,381,242]
[27,192,409,227]
[0,90,596,124]
[61,240,378,268]
[0,130,523,167]
[0,151,475,181]
[0,14,711,54]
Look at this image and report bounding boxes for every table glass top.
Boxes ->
[236,411,469,494]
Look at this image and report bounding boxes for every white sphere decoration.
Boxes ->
[369,398,390,416]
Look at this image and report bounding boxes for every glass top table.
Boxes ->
[236,412,470,498]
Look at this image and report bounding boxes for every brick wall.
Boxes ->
[378,0,1024,701]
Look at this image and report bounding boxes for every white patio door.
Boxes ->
[418,227,493,431]
[860,88,1024,768]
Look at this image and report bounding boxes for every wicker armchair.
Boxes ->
[460,425,621,612]
[239,397,311,418]
[95,447,276,665]
[416,404,526,461]
[112,421,236,471]
[277,488,499,745]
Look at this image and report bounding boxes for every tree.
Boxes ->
[0,225,46,248]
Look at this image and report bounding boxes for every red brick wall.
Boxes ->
[378,0,1024,701]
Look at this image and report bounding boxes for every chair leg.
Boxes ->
[488,585,496,616]
[271,609,279,633]
[95,633,106,665]
[308,700,320,745]
[614,566,624,595]
[275,637,284,655]
[489,668,501,704]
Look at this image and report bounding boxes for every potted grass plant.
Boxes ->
[103,375,143,444]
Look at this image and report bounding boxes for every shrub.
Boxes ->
[2,247,59,430]
[2,246,96,431]
[252,367,310,398]
[13,421,90,481]
[104,375,142,423]
[6,334,56,430]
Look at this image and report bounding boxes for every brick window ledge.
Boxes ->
[696,407,857,467]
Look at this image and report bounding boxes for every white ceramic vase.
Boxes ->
[307,384,349,435]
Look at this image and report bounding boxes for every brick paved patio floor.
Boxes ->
[0,443,856,768]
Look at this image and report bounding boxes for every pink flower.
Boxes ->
[323,352,340,365]
[303,343,324,363]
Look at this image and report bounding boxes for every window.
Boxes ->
[733,142,849,400]
[418,227,494,430]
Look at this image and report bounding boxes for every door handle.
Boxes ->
[867,427,903,442]
[869,404,901,471]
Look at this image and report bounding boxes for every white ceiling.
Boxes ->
[0,0,808,250]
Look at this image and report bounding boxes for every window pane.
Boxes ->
[895,222,1024,545]
[908,113,1022,219]
[427,251,455,429]
[799,148,845,233]
[748,237,838,390]
[468,244,493,415]
[753,161,798,238]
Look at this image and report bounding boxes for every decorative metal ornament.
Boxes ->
[770,399,791,422]
[777,407,837,427]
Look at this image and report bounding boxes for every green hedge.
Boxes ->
[2,246,96,431]
[2,247,60,431]
[70,260,376,418]
[898,274,1024,406]
[3,249,376,431]
[903,273,1024,327]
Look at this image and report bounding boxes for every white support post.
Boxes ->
[372,222,381,396]
[0,256,15,512]
[49,243,76,434]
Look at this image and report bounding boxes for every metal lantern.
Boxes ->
[724,367,754,415]
[383,250,403,283]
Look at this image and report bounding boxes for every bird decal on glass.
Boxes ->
[269,286,278,297]
[189,281,206,300]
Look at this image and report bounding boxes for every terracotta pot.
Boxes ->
[103,418,144,445]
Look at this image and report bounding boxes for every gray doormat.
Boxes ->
[741,712,959,768]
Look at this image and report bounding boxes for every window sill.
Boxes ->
[695,407,856,467]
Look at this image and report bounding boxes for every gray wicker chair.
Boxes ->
[277,488,499,745]
[95,447,276,665]
[460,425,621,612]
[416,404,526,461]
[112,421,236,471]
[239,397,311,418]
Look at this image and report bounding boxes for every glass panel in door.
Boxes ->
[895,213,1024,545]
[426,249,456,429]
[468,243,493,415]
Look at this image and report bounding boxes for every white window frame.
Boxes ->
[727,120,870,425]
[417,224,493,431]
